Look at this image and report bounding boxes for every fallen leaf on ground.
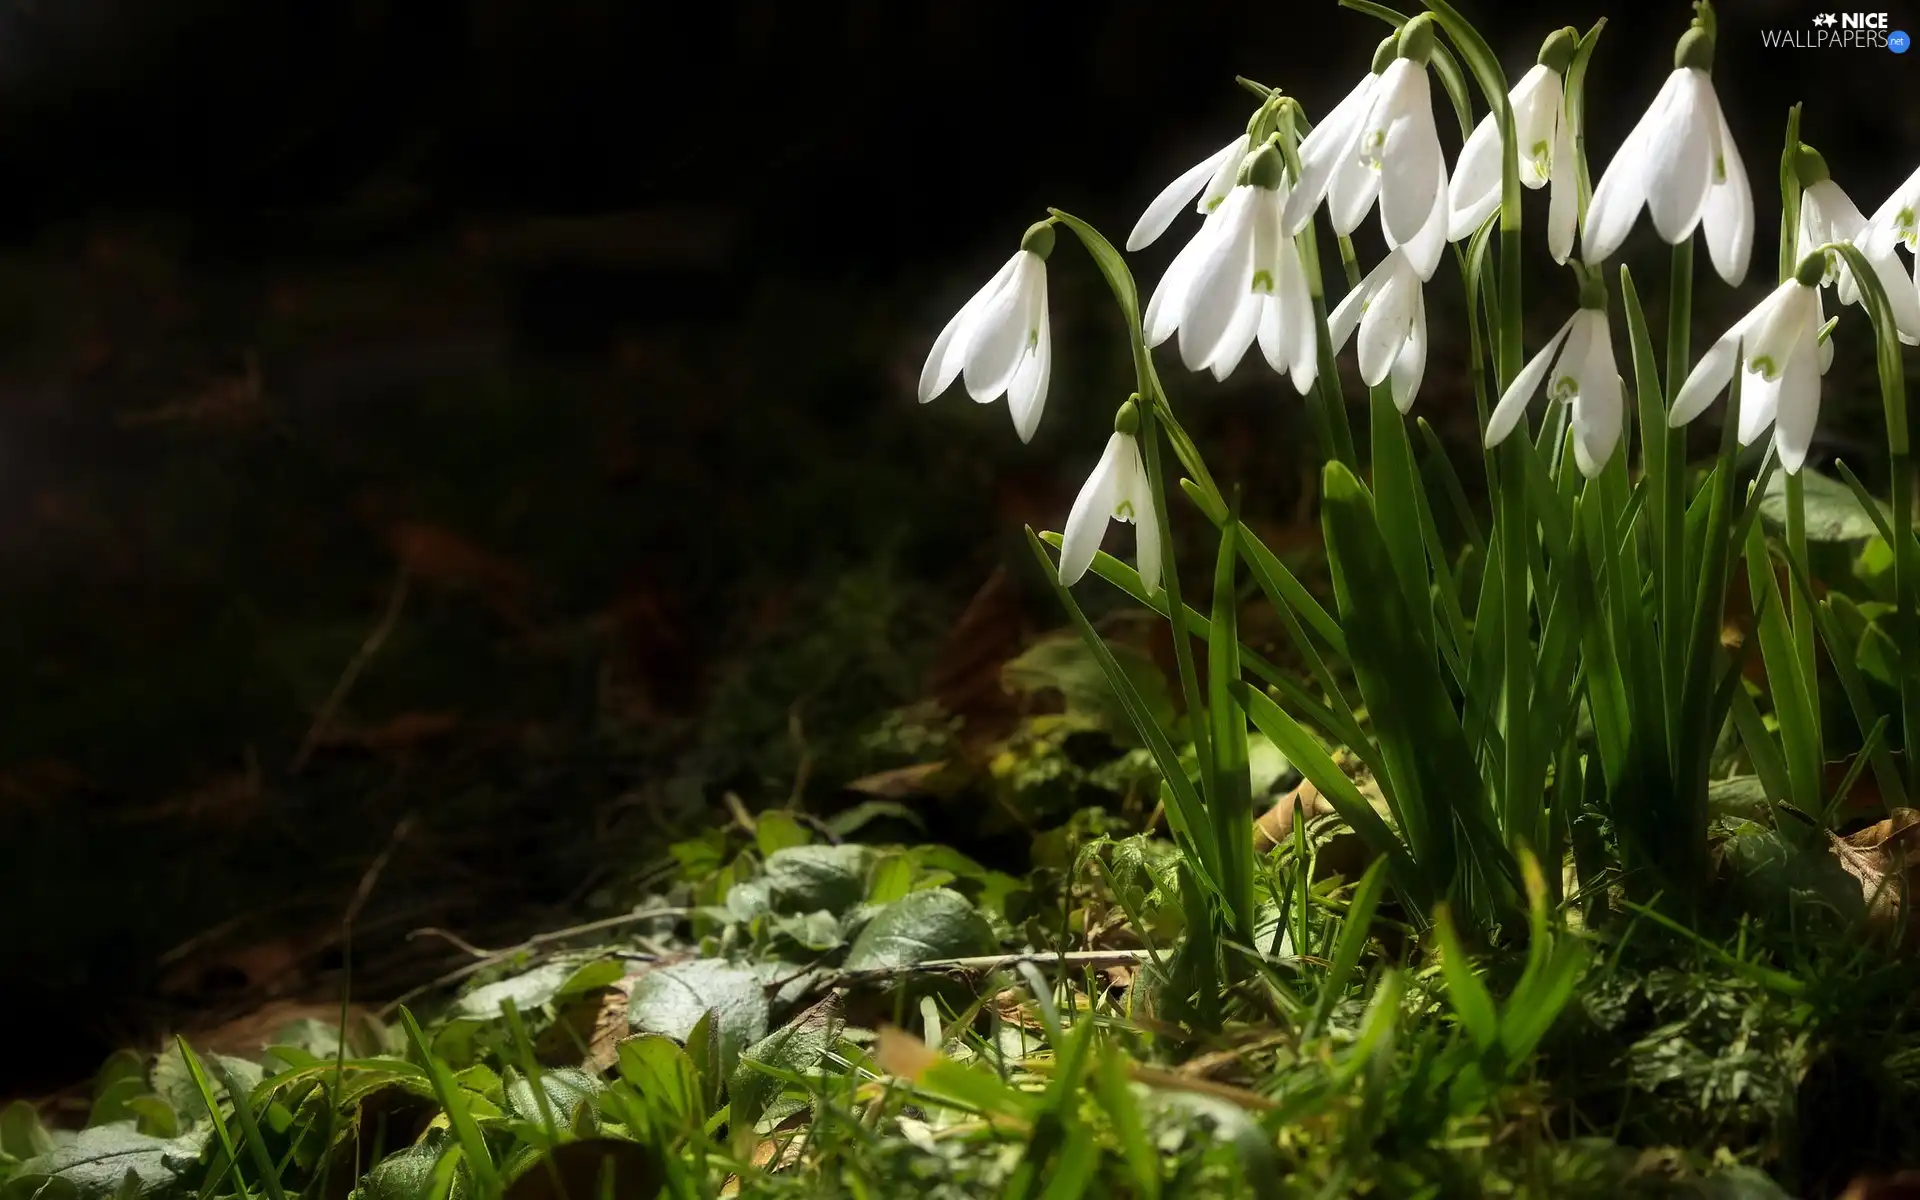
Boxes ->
[1828,808,1920,939]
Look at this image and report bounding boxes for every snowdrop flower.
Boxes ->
[1861,161,1920,259]
[1484,273,1622,476]
[1669,255,1830,472]
[1058,400,1161,593]
[1326,248,1428,413]
[1126,131,1252,251]
[1582,26,1752,286]
[1796,145,1920,344]
[1284,17,1448,250]
[1448,29,1580,262]
[918,221,1055,442]
[1143,143,1319,391]
[1321,122,1450,414]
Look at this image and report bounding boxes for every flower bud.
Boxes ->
[1370,32,1400,74]
[1113,397,1141,436]
[1537,27,1579,73]
[1020,220,1057,260]
[1674,26,1714,71]
[1793,144,1830,189]
[1397,14,1437,64]
[1794,251,1828,289]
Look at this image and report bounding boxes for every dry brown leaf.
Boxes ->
[924,567,1027,754]
[1841,1172,1920,1200]
[1829,808,1920,937]
[1253,780,1335,853]
[874,1024,939,1082]
[173,999,383,1059]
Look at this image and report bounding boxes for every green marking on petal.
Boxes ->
[1714,153,1726,184]
[1529,140,1552,177]
[1748,354,1779,381]
[1251,270,1274,293]
[1114,500,1136,521]
[1549,374,1580,402]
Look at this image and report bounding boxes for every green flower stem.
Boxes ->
[1661,240,1694,711]
[1138,398,1217,813]
[1777,103,1821,753]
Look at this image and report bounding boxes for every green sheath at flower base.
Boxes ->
[1537,27,1578,73]
[1674,27,1714,71]
[1576,267,1608,312]
[1240,143,1286,191]
[1793,144,1830,188]
[1113,397,1141,436]
[1396,14,1436,65]
[1020,220,1056,260]
[1369,32,1400,74]
[1794,252,1828,289]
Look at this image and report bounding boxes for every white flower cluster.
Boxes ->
[917,7,1920,587]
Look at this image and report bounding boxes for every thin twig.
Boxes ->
[382,906,689,1016]
[834,949,1156,986]
[290,566,411,775]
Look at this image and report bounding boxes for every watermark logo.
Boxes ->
[1762,10,1908,48]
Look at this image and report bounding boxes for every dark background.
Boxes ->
[0,0,1910,1096]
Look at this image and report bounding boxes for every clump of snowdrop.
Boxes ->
[1448,27,1580,262]
[1794,144,1920,344]
[1484,269,1622,476]
[1582,21,1752,285]
[1142,141,1319,390]
[1669,253,1830,471]
[1058,399,1161,592]
[918,221,1055,443]
[1286,17,1447,253]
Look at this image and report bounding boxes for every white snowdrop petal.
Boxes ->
[1389,285,1428,412]
[1208,292,1262,380]
[1059,435,1128,586]
[1393,156,1449,282]
[1583,115,1652,264]
[1669,331,1744,426]
[918,254,1020,402]
[1199,134,1254,215]
[1177,191,1260,370]
[962,254,1044,402]
[1485,315,1575,447]
[1127,138,1243,252]
[1286,75,1378,235]
[1547,105,1577,264]
[1007,287,1051,443]
[1130,454,1163,594]
[1447,111,1504,242]
[1511,66,1560,190]
[1282,239,1319,394]
[1643,71,1714,244]
[1699,85,1753,286]
[1863,163,1920,257]
[1329,153,1383,237]
[1357,260,1416,386]
[1143,215,1220,347]
[1771,321,1823,472]
[1377,61,1443,247]
[1571,313,1623,475]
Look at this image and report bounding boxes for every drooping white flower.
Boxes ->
[1582,27,1752,286]
[1669,256,1830,472]
[1861,161,1920,258]
[1143,143,1319,392]
[1058,405,1161,593]
[1284,17,1448,250]
[918,222,1055,443]
[1126,133,1252,252]
[1796,147,1920,344]
[1448,31,1579,262]
[1484,296,1622,477]
[1327,247,1428,413]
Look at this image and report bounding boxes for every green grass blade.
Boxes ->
[1305,857,1390,1039]
[399,1007,502,1197]
[175,1038,252,1200]
[1026,529,1219,892]
[1208,512,1257,939]
[1432,905,1499,1055]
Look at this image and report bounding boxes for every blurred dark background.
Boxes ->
[0,0,1910,1096]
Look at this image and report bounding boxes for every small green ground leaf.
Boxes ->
[455,959,623,1021]
[502,1069,602,1126]
[1001,631,1177,743]
[843,887,995,971]
[1759,468,1891,542]
[347,1135,450,1200]
[757,844,877,915]
[8,1128,198,1200]
[628,961,771,1055]
[1,1102,56,1163]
